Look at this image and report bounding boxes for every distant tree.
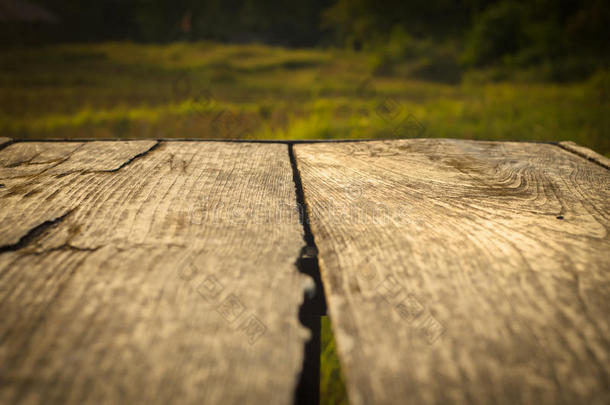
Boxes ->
[461,1,526,67]
[462,0,609,73]
[322,0,473,47]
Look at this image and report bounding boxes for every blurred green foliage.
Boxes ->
[3,0,332,46]
[321,316,349,405]
[3,1,608,83]
[1,42,608,155]
[461,1,526,67]
[324,0,609,81]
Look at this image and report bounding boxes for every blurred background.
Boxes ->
[0,0,608,155]
[1,0,609,155]
[1,2,608,404]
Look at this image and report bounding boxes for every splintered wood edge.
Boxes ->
[558,141,610,170]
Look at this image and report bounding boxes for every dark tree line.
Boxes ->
[10,0,332,46]
[324,0,609,66]
[4,0,609,74]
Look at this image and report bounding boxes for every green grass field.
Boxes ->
[321,316,349,405]
[1,41,608,405]
[1,41,608,155]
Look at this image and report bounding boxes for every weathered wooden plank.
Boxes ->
[0,141,158,246]
[0,141,82,179]
[295,139,610,405]
[0,141,308,405]
[0,137,10,148]
[559,141,610,170]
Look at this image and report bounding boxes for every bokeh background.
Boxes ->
[1,0,608,156]
[1,2,609,404]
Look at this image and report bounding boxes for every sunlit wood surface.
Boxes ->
[0,140,308,405]
[295,139,610,405]
[1,138,608,405]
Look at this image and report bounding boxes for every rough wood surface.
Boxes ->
[295,139,610,405]
[0,141,308,405]
[0,141,159,246]
[559,141,610,170]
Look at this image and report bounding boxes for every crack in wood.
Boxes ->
[86,141,161,174]
[0,210,73,254]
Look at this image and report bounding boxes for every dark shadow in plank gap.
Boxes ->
[289,144,328,405]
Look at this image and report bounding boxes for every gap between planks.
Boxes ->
[293,139,610,405]
[0,141,313,405]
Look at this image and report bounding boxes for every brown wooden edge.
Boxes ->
[557,141,610,171]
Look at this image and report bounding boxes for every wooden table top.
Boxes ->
[1,138,609,405]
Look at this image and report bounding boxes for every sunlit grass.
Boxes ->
[0,41,608,153]
[321,316,349,405]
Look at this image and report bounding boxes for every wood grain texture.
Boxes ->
[295,139,610,405]
[0,140,158,246]
[559,141,610,170]
[0,141,308,405]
